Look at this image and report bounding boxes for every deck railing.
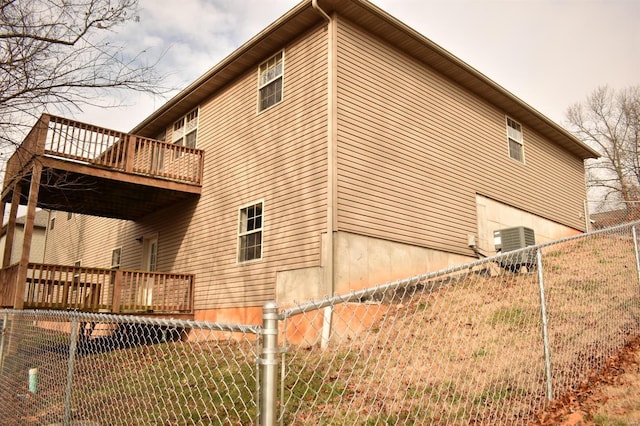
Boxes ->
[3,115,49,187]
[0,264,19,308]
[0,263,194,314]
[5,114,204,186]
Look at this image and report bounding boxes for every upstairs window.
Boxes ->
[506,117,524,163]
[238,201,263,262]
[258,51,284,111]
[173,109,198,149]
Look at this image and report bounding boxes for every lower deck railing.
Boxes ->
[0,263,193,314]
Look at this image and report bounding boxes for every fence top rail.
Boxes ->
[280,219,640,318]
[0,309,262,334]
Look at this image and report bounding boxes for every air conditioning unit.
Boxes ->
[493,226,536,270]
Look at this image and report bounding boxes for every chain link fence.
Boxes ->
[1,222,640,424]
[278,223,640,424]
[0,313,261,425]
[586,199,640,230]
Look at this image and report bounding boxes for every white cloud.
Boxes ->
[371,0,640,123]
[73,0,638,130]
[77,0,300,130]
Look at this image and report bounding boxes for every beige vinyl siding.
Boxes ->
[44,26,328,311]
[336,18,586,256]
[193,31,327,308]
[141,26,328,309]
[44,214,141,268]
[1,225,46,265]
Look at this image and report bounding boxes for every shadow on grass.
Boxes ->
[45,322,186,357]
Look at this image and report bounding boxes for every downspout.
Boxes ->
[312,0,335,349]
[312,0,330,21]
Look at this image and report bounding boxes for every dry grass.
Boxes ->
[0,229,639,425]
[531,335,640,425]
[0,322,259,425]
[282,231,640,425]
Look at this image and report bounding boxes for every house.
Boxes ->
[0,210,49,265]
[0,0,599,323]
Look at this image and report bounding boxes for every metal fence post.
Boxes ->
[583,199,590,233]
[64,316,80,426]
[536,248,554,401]
[632,226,640,287]
[260,301,279,426]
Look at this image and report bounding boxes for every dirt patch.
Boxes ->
[532,335,640,425]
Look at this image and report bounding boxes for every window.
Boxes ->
[238,201,263,262]
[111,247,122,269]
[67,212,73,220]
[172,108,198,149]
[506,117,524,162]
[50,217,55,230]
[258,51,284,111]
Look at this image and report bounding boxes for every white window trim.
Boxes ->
[141,234,159,272]
[237,199,264,264]
[506,116,525,163]
[172,108,199,149]
[111,247,122,269]
[257,51,284,113]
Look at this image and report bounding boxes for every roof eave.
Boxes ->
[322,0,599,159]
[131,0,600,160]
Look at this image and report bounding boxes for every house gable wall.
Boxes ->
[183,25,328,310]
[41,11,591,313]
[44,25,330,311]
[335,17,585,258]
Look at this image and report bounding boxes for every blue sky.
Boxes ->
[74,0,639,131]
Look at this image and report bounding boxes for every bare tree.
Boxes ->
[0,0,166,152]
[566,86,640,215]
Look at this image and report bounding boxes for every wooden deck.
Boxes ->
[0,263,194,317]
[1,114,204,220]
[0,115,202,317]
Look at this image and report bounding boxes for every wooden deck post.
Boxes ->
[2,185,22,268]
[124,135,134,173]
[111,270,122,313]
[13,161,43,310]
